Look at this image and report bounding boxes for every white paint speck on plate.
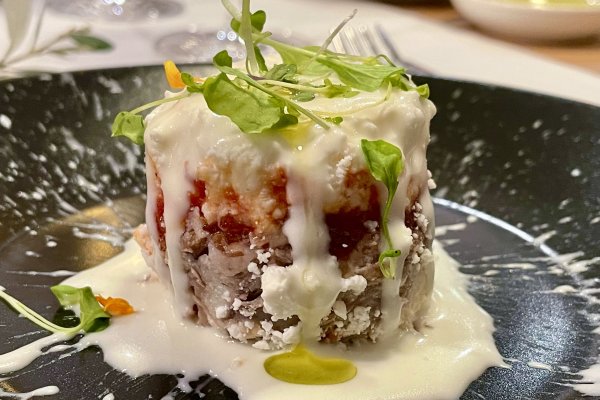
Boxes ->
[0,114,12,129]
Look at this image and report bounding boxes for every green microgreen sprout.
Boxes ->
[0,285,111,335]
[360,139,405,279]
[111,0,429,143]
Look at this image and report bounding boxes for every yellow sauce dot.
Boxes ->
[264,344,357,385]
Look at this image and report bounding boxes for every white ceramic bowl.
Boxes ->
[450,0,600,41]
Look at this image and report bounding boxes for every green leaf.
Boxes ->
[251,10,267,32]
[111,111,145,145]
[361,139,403,190]
[180,72,203,93]
[416,84,430,99]
[292,91,315,102]
[272,113,299,129]
[214,50,233,67]
[0,285,110,335]
[51,285,111,333]
[70,33,112,51]
[265,64,298,83]
[213,52,329,129]
[265,42,329,76]
[230,9,266,32]
[324,116,343,125]
[361,139,405,279]
[254,45,268,73]
[317,57,405,92]
[321,79,358,98]
[203,73,292,134]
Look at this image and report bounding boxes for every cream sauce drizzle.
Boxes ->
[0,239,503,399]
[0,386,60,399]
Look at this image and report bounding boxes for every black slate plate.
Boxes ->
[0,66,599,399]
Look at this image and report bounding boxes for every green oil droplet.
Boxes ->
[264,344,357,385]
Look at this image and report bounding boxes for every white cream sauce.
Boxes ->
[0,385,59,399]
[0,239,503,399]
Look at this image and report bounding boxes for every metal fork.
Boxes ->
[331,25,429,76]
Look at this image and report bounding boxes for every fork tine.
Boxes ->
[331,25,429,75]
[332,27,369,57]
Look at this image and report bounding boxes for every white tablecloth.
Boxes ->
[1,0,599,106]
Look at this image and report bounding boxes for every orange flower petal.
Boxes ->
[163,60,186,89]
[95,295,135,316]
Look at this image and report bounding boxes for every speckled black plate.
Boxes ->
[1,67,599,399]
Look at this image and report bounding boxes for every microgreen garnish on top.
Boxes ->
[360,139,405,279]
[111,0,429,144]
[0,285,134,335]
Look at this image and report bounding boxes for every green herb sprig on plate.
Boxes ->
[0,285,133,335]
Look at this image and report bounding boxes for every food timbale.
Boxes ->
[132,76,435,350]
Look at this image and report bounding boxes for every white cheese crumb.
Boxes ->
[260,320,274,334]
[281,323,302,344]
[345,306,372,336]
[232,298,242,311]
[335,155,353,181]
[227,323,247,342]
[411,253,421,264]
[427,170,437,189]
[252,340,271,350]
[256,249,271,264]
[247,262,260,277]
[332,301,347,320]
[215,306,229,319]
[341,275,367,295]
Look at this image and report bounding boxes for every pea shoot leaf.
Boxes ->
[265,64,298,83]
[111,111,145,145]
[230,9,266,32]
[321,79,358,98]
[180,72,203,93]
[292,91,315,102]
[254,45,268,73]
[203,72,295,134]
[317,58,406,92]
[360,139,405,279]
[0,285,111,335]
[51,285,111,333]
[324,116,343,125]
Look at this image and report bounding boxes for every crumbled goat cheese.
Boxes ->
[232,298,242,311]
[341,275,367,295]
[333,300,347,320]
[252,322,302,350]
[256,249,271,265]
[335,155,353,182]
[215,305,229,319]
[247,261,261,277]
[427,170,437,189]
[344,306,372,336]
